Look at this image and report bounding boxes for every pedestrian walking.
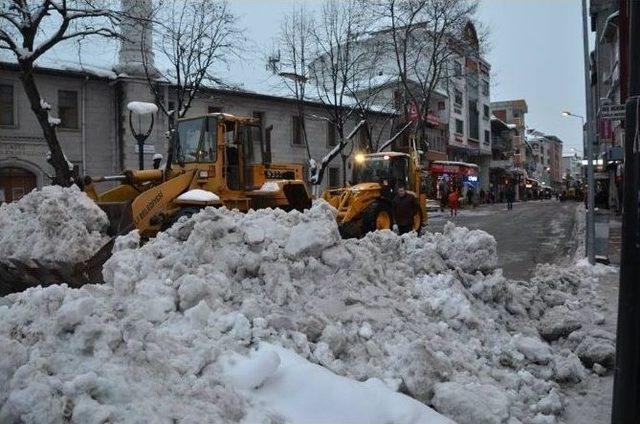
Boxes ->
[506,184,515,211]
[392,185,418,235]
[448,189,459,217]
[438,179,448,212]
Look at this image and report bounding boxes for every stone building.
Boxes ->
[350,21,492,195]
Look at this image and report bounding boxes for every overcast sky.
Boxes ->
[3,0,588,155]
[228,0,588,155]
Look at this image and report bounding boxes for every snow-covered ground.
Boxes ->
[0,186,110,263]
[0,197,618,423]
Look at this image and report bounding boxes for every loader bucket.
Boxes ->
[0,202,134,296]
[282,181,312,211]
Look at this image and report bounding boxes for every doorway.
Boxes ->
[0,167,37,203]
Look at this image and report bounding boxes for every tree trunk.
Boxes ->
[341,153,347,187]
[19,66,73,186]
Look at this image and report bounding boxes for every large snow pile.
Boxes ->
[0,201,614,423]
[0,186,110,263]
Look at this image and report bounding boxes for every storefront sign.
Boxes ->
[429,163,477,176]
[601,104,625,120]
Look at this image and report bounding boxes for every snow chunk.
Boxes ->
[259,181,281,192]
[428,222,498,273]
[229,343,454,424]
[176,189,220,203]
[48,116,61,126]
[126,101,158,115]
[0,185,110,263]
[538,305,582,341]
[574,334,616,369]
[432,381,510,424]
[223,348,281,389]
[512,334,553,365]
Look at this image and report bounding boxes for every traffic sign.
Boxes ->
[601,104,626,120]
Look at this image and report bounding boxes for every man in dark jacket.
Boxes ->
[392,185,418,235]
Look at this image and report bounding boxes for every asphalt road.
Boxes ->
[427,200,579,280]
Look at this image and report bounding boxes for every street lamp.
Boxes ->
[127,101,158,170]
[562,109,595,264]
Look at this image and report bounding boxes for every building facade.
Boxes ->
[0,61,393,201]
[589,0,625,211]
[491,99,529,199]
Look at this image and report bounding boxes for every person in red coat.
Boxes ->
[448,189,459,217]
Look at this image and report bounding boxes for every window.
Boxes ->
[468,100,479,140]
[454,89,463,106]
[208,106,222,113]
[58,90,78,129]
[292,115,303,146]
[438,101,445,111]
[483,104,490,119]
[0,83,15,126]
[482,81,489,96]
[454,61,462,77]
[329,167,340,188]
[455,119,464,135]
[326,121,336,147]
[484,130,490,145]
[513,110,521,118]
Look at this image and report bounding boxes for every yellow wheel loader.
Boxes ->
[0,113,311,294]
[323,148,428,238]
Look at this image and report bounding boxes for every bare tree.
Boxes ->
[308,0,374,186]
[141,0,241,129]
[0,0,121,186]
[372,0,481,152]
[273,1,390,189]
[269,6,315,164]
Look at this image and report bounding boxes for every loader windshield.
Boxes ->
[176,117,217,163]
[352,155,409,188]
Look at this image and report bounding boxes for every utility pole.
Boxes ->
[611,0,640,422]
[581,0,596,265]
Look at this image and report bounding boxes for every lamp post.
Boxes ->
[562,110,595,264]
[127,102,157,170]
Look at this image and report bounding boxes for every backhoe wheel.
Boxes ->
[362,202,393,235]
[338,220,362,239]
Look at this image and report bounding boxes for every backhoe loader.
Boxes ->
[322,132,428,238]
[0,112,311,295]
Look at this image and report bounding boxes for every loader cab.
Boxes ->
[175,113,260,191]
[176,116,218,164]
[352,152,412,195]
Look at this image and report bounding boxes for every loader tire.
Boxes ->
[362,202,393,235]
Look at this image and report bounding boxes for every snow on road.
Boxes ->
[0,197,617,423]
